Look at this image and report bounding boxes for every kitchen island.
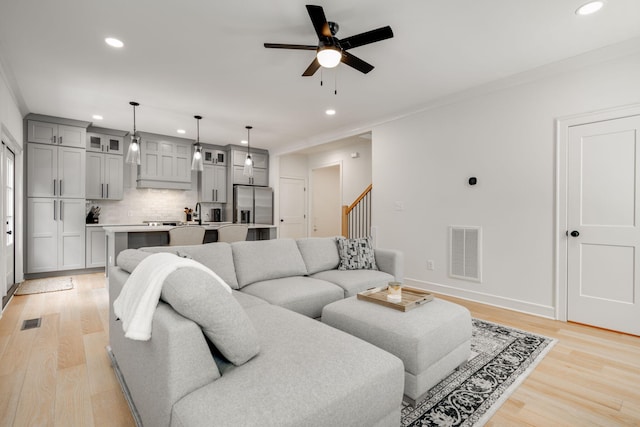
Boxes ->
[103,223,276,275]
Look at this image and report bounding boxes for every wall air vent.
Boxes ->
[449,226,482,282]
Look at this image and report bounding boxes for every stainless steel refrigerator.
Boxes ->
[233,185,273,224]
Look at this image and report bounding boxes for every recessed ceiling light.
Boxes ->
[177,129,186,134]
[325,109,336,116]
[92,114,103,120]
[576,1,604,15]
[105,37,124,48]
[240,140,248,145]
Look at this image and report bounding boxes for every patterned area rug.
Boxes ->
[401,318,556,426]
[15,277,74,295]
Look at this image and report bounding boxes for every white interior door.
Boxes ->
[279,177,306,239]
[567,115,640,336]
[311,165,341,237]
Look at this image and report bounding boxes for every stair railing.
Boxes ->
[342,184,372,238]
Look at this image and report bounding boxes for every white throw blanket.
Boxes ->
[113,252,232,341]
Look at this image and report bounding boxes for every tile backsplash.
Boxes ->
[88,187,201,224]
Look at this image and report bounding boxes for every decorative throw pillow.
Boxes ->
[161,268,260,366]
[337,237,378,271]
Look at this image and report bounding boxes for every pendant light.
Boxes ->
[243,125,254,177]
[125,101,141,165]
[191,115,204,171]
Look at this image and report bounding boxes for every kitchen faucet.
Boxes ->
[195,202,202,225]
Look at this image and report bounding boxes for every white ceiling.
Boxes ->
[1,1,640,153]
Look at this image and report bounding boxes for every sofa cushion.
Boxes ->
[160,268,260,366]
[171,304,405,427]
[116,249,152,274]
[311,269,395,297]
[240,277,344,318]
[337,236,378,271]
[141,243,239,289]
[231,239,308,288]
[296,237,340,275]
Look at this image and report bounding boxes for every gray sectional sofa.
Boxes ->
[108,237,406,427]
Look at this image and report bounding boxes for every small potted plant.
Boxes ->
[184,207,193,222]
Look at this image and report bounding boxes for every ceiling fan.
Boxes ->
[264,4,394,76]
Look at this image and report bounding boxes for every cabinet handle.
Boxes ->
[53,200,57,220]
[53,179,57,196]
[59,136,63,145]
[215,189,218,201]
[212,189,215,201]
[101,183,104,198]
[53,135,56,144]
[59,180,63,196]
[60,201,64,221]
[106,184,109,198]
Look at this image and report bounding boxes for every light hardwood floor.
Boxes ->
[0,273,638,426]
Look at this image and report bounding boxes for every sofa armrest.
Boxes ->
[374,249,404,282]
[109,288,221,427]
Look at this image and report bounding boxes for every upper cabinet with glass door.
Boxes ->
[86,132,124,155]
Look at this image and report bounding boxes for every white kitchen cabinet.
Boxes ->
[86,226,106,268]
[27,120,86,148]
[27,143,85,198]
[230,147,269,186]
[232,150,268,168]
[232,165,268,186]
[200,164,227,202]
[86,152,123,200]
[87,132,124,155]
[137,137,192,190]
[27,198,85,273]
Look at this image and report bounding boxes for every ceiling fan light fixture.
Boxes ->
[317,46,342,68]
[125,101,141,165]
[191,115,204,172]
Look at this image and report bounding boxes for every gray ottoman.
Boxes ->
[322,296,472,406]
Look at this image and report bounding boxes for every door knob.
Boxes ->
[280,219,284,222]
[570,230,580,237]
[6,230,11,235]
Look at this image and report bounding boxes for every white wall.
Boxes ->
[279,153,308,179]
[306,139,372,205]
[372,52,640,317]
[0,63,25,299]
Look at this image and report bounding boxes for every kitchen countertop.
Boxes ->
[102,223,275,232]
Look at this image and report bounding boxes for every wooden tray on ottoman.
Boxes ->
[357,286,433,312]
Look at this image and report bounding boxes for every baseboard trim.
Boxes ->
[404,278,556,319]
[106,345,142,427]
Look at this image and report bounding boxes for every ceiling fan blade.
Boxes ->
[306,5,331,38]
[341,51,374,74]
[264,43,318,50]
[302,58,321,76]
[340,26,394,50]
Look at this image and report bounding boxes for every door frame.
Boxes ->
[309,161,342,237]
[2,144,16,306]
[556,103,640,322]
